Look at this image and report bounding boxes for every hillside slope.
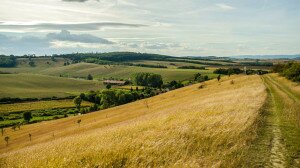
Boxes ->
[0,75,266,167]
[37,63,214,82]
[0,73,103,98]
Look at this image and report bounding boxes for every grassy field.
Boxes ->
[126,60,207,69]
[262,74,300,166]
[243,74,300,167]
[0,75,267,167]
[0,58,216,82]
[0,74,104,98]
[0,100,92,113]
[35,63,215,82]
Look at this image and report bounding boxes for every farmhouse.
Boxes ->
[103,80,126,86]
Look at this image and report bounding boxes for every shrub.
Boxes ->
[73,96,82,110]
[87,74,93,80]
[23,112,32,122]
[217,75,221,81]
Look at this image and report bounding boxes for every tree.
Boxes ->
[217,75,221,82]
[73,96,82,110]
[134,72,163,88]
[23,112,32,122]
[77,119,82,126]
[28,60,35,67]
[194,73,202,81]
[29,133,32,141]
[228,69,234,77]
[106,84,112,89]
[12,125,16,131]
[87,74,93,80]
[4,136,9,146]
[79,93,85,100]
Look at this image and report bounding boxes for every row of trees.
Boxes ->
[0,55,17,67]
[134,73,163,88]
[273,62,300,82]
[213,67,268,76]
[213,68,243,75]
[178,66,206,70]
[74,87,158,112]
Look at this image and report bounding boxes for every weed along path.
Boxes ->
[262,74,300,167]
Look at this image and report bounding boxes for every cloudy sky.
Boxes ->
[0,0,299,56]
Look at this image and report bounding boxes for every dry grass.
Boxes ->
[0,100,92,113]
[0,75,266,167]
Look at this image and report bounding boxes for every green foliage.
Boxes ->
[240,61,273,66]
[73,96,82,110]
[87,74,93,80]
[134,72,163,88]
[28,60,35,67]
[23,111,32,122]
[178,66,205,70]
[213,68,243,75]
[194,73,209,82]
[106,84,112,89]
[282,63,300,82]
[79,93,85,100]
[164,80,184,90]
[0,55,17,67]
[272,62,300,82]
[59,52,171,63]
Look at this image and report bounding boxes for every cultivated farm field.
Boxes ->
[0,100,92,114]
[0,73,103,98]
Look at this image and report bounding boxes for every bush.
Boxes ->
[23,112,32,122]
[87,74,93,80]
[282,63,300,82]
[194,73,209,82]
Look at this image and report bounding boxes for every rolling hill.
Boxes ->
[0,73,103,98]
[0,75,267,167]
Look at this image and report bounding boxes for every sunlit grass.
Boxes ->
[0,75,266,167]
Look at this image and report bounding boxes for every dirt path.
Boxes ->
[262,75,300,167]
[269,122,286,167]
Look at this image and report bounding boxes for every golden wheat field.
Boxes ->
[0,75,266,167]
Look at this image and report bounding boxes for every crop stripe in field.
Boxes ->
[262,76,287,167]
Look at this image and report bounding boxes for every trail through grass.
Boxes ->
[261,74,300,167]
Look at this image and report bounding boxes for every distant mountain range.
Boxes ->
[228,54,300,60]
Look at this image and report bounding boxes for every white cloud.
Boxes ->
[0,0,299,56]
[216,3,235,11]
[47,30,113,44]
[0,22,146,32]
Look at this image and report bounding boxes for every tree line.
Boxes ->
[0,55,17,67]
[273,62,300,82]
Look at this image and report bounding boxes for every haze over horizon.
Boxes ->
[0,0,299,56]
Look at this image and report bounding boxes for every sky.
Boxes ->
[0,0,299,56]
